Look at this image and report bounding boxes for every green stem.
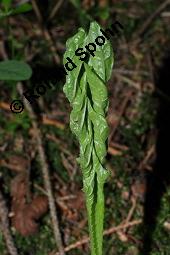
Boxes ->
[85,173,105,255]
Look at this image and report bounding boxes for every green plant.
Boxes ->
[0,60,32,81]
[0,0,32,18]
[63,21,113,255]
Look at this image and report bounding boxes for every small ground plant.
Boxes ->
[63,21,114,255]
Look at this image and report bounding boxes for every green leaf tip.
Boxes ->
[63,21,114,255]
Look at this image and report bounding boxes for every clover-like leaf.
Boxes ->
[0,60,32,81]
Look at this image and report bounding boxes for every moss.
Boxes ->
[14,216,55,255]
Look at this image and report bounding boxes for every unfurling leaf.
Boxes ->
[63,21,114,255]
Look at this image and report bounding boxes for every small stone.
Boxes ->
[117,231,128,242]
[163,221,170,231]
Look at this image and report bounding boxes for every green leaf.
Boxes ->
[2,0,12,10]
[63,28,86,103]
[63,21,114,255]
[0,60,32,81]
[11,3,32,15]
[86,21,114,81]
[0,9,12,18]
[69,0,81,8]
[96,7,110,20]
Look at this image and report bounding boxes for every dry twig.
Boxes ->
[109,90,133,143]
[123,198,137,232]
[0,102,65,130]
[31,0,42,23]
[48,0,64,21]
[51,219,142,254]
[31,0,60,64]
[42,115,65,130]
[0,190,18,255]
[132,0,170,44]
[17,83,65,255]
